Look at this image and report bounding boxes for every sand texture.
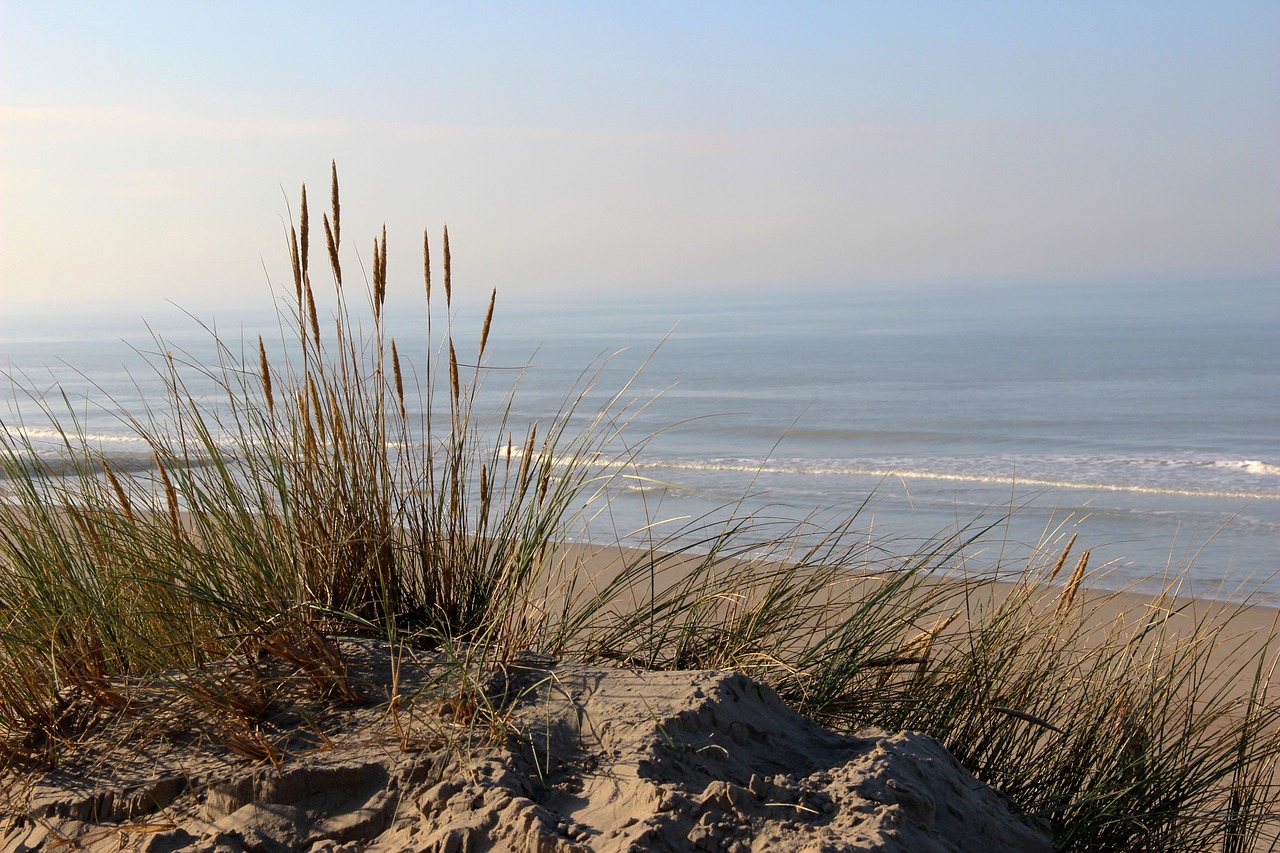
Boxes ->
[2,636,1051,852]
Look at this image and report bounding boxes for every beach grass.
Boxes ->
[1,166,1276,851]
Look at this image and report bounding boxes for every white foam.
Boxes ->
[635,456,1280,501]
[5,425,149,446]
[1219,459,1280,477]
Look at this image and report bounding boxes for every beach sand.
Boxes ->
[1,636,1054,852]
[2,542,1275,852]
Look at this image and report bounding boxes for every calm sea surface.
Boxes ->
[3,279,1277,602]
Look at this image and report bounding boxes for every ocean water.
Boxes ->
[2,279,1277,603]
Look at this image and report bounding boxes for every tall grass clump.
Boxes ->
[1,166,1276,850]
[0,164,637,761]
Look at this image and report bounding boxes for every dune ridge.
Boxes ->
[3,636,1052,852]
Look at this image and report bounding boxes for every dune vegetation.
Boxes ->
[1,166,1276,851]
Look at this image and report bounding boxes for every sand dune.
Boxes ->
[3,636,1051,852]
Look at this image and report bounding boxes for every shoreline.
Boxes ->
[552,538,1280,632]
[540,538,1280,723]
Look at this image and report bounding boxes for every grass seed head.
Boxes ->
[289,225,302,304]
[101,460,134,525]
[258,336,273,414]
[155,453,182,535]
[449,341,460,406]
[518,426,536,493]
[305,277,321,347]
[1048,532,1079,582]
[324,214,341,287]
[443,225,452,307]
[329,160,340,249]
[423,228,431,302]
[1057,550,1091,616]
[300,185,309,276]
[391,339,405,419]
[480,288,496,359]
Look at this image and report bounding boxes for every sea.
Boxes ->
[2,278,1277,604]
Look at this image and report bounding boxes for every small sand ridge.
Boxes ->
[2,636,1050,852]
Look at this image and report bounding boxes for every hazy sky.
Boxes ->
[2,1,1277,314]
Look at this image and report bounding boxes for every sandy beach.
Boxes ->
[3,541,1276,852]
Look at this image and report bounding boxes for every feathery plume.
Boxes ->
[443,225,452,307]
[479,288,496,359]
[537,463,551,506]
[305,277,321,347]
[258,336,274,413]
[423,228,431,302]
[154,451,181,534]
[391,339,405,420]
[518,426,536,493]
[299,185,309,276]
[289,226,302,304]
[373,236,383,322]
[324,215,341,287]
[373,224,388,313]
[1057,550,1091,617]
[102,461,134,524]
[449,341,460,405]
[1048,533,1079,582]
[329,160,340,250]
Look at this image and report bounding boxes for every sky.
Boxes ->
[1,1,1277,315]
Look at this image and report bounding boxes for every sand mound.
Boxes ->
[2,638,1050,852]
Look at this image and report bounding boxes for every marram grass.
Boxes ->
[0,166,1276,851]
